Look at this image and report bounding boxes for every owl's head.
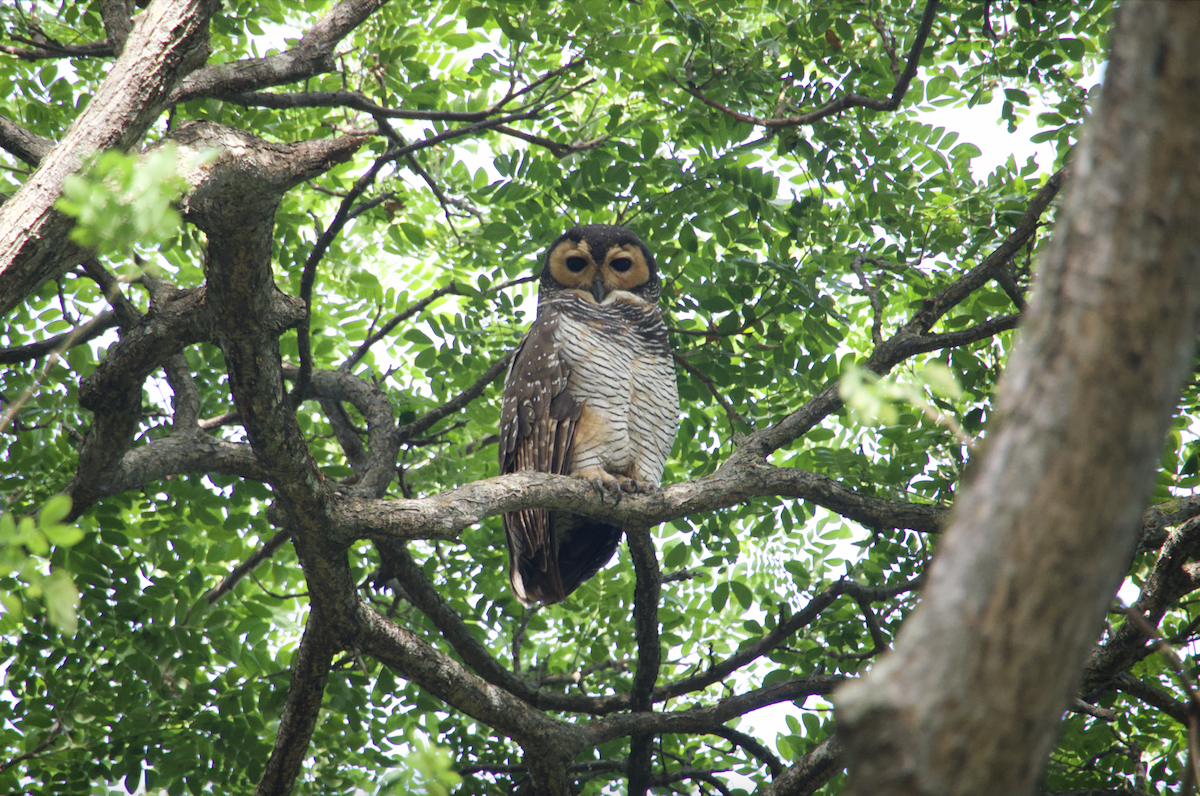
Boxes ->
[539,224,660,304]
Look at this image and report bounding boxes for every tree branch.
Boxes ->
[255,613,340,796]
[170,0,389,104]
[760,734,844,796]
[0,310,118,364]
[679,0,940,130]
[0,114,54,166]
[627,525,663,796]
[742,167,1063,459]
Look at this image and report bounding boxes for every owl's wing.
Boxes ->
[499,315,581,604]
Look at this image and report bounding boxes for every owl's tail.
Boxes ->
[504,511,622,605]
[555,518,623,598]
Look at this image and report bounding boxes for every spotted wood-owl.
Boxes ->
[499,224,679,605]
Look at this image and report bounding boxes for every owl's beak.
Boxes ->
[590,279,607,303]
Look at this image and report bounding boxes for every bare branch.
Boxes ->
[0,719,63,775]
[199,528,293,609]
[0,38,115,60]
[586,677,844,745]
[395,349,514,444]
[217,88,495,121]
[171,0,389,104]
[674,351,752,433]
[0,115,54,166]
[627,526,663,796]
[0,310,118,365]
[760,734,844,796]
[849,256,884,345]
[493,125,609,158]
[342,283,460,371]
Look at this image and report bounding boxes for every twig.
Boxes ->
[1,324,91,434]
[395,349,515,444]
[0,719,63,773]
[673,351,751,434]
[191,528,293,615]
[849,255,884,345]
[513,606,535,675]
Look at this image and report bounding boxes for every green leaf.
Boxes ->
[711,581,729,612]
[641,127,661,158]
[38,494,72,527]
[730,580,753,610]
[662,543,689,569]
[482,222,510,241]
[400,222,426,246]
[926,76,950,99]
[42,570,80,635]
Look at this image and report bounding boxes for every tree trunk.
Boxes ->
[836,2,1200,794]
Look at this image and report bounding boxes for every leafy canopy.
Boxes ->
[5,1,1187,795]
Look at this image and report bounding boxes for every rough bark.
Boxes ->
[835,3,1200,795]
[0,0,216,316]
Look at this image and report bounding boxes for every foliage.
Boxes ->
[5,0,1192,794]
[55,145,196,256]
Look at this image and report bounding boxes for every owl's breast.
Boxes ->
[550,296,679,483]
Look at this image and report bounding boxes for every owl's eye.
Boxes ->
[610,257,633,272]
[566,256,588,272]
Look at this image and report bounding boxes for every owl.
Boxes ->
[499,224,679,605]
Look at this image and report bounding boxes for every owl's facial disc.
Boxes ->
[547,239,599,294]
[545,227,655,303]
[599,246,650,294]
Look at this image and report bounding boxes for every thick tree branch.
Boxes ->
[340,465,945,544]
[709,725,784,778]
[68,284,217,519]
[255,614,340,796]
[354,600,586,751]
[164,353,200,430]
[760,734,844,796]
[1082,517,1200,694]
[282,365,398,498]
[837,4,1200,791]
[1110,672,1189,725]
[586,677,843,744]
[184,118,369,796]
[627,526,663,796]
[100,0,135,56]
[170,0,389,103]
[0,115,54,166]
